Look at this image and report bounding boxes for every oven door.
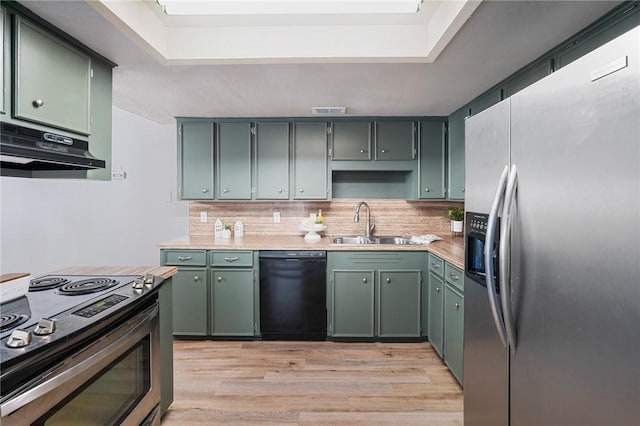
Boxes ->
[0,302,160,426]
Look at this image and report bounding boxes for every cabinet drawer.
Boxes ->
[445,263,464,292]
[211,251,253,267]
[428,254,444,277]
[162,250,207,266]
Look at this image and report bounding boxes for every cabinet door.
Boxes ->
[14,16,91,135]
[447,108,467,200]
[330,270,375,337]
[378,270,421,337]
[418,121,446,199]
[421,270,429,337]
[179,122,214,199]
[444,284,464,384]
[428,271,445,357]
[375,121,415,160]
[217,122,252,200]
[331,121,371,160]
[292,122,328,199]
[172,268,208,336]
[210,269,255,336]
[255,122,289,199]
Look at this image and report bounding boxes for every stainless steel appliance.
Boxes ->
[464,26,640,426]
[0,274,164,425]
[259,251,327,340]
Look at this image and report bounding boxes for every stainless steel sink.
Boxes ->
[331,236,413,245]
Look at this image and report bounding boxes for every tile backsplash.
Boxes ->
[189,199,463,238]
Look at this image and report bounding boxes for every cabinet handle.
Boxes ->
[299,188,304,193]
[386,277,391,284]
[436,287,441,293]
[362,278,368,284]
[424,188,430,192]
[381,149,388,153]
[461,188,465,192]
[223,188,229,193]
[432,263,440,269]
[177,256,193,261]
[194,276,200,281]
[277,188,283,193]
[360,149,367,154]
[449,273,459,281]
[217,276,222,282]
[455,302,461,309]
[202,189,209,193]
[32,99,44,108]
[224,256,239,262]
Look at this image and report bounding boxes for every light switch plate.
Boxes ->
[200,212,208,223]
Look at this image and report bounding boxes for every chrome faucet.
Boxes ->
[354,201,375,237]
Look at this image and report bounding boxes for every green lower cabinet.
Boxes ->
[444,284,464,384]
[171,268,208,336]
[330,270,375,337]
[378,270,421,337]
[158,277,174,417]
[428,270,445,357]
[210,269,256,336]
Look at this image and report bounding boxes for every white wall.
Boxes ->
[0,107,189,276]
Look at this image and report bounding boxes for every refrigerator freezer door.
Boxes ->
[509,27,640,425]
[463,99,512,426]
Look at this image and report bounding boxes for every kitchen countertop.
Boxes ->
[51,266,178,280]
[158,235,465,269]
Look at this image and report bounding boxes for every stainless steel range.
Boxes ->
[0,273,164,425]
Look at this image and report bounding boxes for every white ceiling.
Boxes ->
[18,1,622,124]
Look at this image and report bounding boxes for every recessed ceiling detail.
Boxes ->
[89,0,482,64]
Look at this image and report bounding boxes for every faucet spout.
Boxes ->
[354,201,373,238]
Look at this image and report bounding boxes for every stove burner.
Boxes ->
[0,313,29,332]
[30,277,71,291]
[57,278,120,295]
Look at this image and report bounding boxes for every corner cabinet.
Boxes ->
[327,251,426,339]
[178,121,215,200]
[292,122,329,200]
[428,253,464,385]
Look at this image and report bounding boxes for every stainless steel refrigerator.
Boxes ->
[463,26,640,426]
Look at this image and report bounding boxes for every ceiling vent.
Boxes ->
[311,106,347,116]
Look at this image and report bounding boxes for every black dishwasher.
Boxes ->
[259,251,327,340]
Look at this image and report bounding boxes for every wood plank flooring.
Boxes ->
[162,340,463,425]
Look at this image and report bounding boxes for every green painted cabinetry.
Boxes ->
[14,16,91,135]
[375,121,415,160]
[331,121,371,160]
[327,251,425,339]
[179,121,214,200]
[209,250,258,336]
[254,121,290,199]
[217,122,252,200]
[331,270,376,337]
[169,267,208,336]
[417,121,446,199]
[447,108,467,200]
[428,253,464,385]
[292,122,329,199]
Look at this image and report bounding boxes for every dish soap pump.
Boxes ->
[315,209,324,224]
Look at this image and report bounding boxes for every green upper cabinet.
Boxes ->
[331,121,372,160]
[254,122,290,200]
[447,108,467,200]
[14,16,91,135]
[217,122,252,200]
[292,121,329,200]
[375,121,415,160]
[179,121,214,200]
[417,121,446,199]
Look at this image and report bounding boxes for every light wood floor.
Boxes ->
[162,340,463,425]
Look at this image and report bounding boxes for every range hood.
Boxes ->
[0,122,105,173]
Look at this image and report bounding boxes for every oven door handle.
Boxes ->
[485,164,509,347]
[0,304,158,418]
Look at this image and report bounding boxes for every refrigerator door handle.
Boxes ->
[500,164,518,354]
[485,164,509,347]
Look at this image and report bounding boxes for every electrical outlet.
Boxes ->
[273,212,281,223]
[200,212,208,223]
